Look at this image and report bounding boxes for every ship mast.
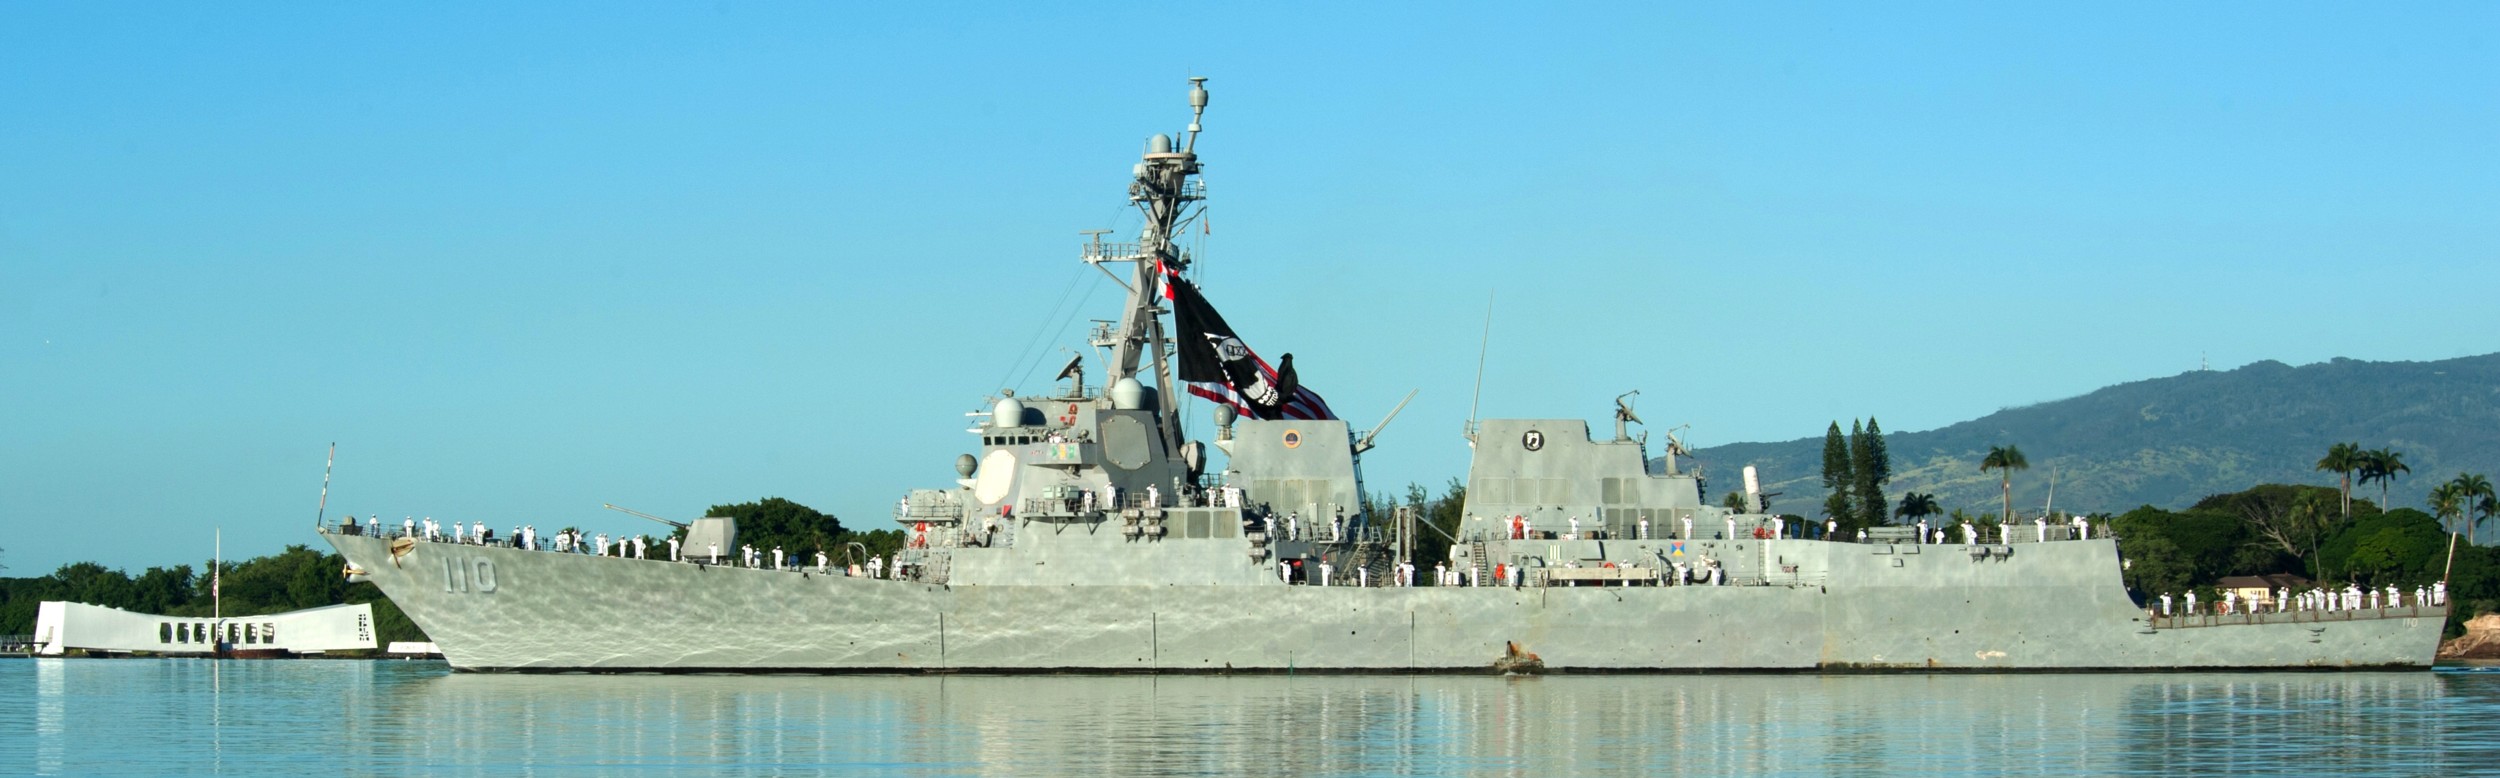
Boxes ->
[1098,77,1209,449]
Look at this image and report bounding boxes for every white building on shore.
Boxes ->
[32,601,379,656]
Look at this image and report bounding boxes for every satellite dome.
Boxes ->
[993,396,1027,429]
[1147,133,1173,154]
[955,453,978,478]
[1110,377,1147,410]
[1213,404,1237,426]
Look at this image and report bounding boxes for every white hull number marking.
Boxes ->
[443,556,499,594]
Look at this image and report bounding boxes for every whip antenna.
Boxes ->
[1465,292,1493,445]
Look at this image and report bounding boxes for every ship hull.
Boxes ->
[325,533,2442,673]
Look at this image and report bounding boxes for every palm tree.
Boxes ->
[2316,442,2364,519]
[1895,492,1941,525]
[1981,445,2029,523]
[2456,473,2497,546]
[2357,448,2410,511]
[2430,481,2466,538]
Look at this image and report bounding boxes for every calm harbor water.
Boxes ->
[5,659,2498,776]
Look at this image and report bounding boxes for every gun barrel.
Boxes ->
[603,503,690,529]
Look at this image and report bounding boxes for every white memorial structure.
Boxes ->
[32,601,380,656]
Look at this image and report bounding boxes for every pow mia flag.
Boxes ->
[1163,267,1337,421]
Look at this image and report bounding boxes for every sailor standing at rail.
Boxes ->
[2073,515,2089,540]
[2435,581,2447,605]
[1916,520,1928,544]
[1682,516,1692,540]
[772,546,784,571]
[595,533,609,557]
[2185,591,2197,615]
[1962,522,1975,544]
[1317,560,1332,587]
[2160,593,2172,616]
[2035,518,2048,542]
[1932,528,1945,545]
[1639,516,1650,540]
[668,535,681,562]
[1569,516,1581,539]
[1145,484,1160,509]
[1825,518,1837,540]
[1724,517,1735,540]
[868,555,884,579]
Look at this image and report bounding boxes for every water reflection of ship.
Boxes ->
[367,672,2476,775]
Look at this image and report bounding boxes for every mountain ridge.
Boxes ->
[1686,353,2500,519]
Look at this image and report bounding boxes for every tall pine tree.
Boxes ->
[1821,422,1853,523]
[1854,418,1891,528]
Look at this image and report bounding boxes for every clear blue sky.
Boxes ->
[3,3,2493,574]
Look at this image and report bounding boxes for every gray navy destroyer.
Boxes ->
[321,80,2445,673]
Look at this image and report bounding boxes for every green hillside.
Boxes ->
[1690,353,2500,519]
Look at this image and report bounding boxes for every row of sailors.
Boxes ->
[923,482,1254,520]
[352,515,917,580]
[1484,513,2100,544]
[1898,517,2096,544]
[2157,582,2448,617]
[1261,512,1349,543]
[1278,557,1729,588]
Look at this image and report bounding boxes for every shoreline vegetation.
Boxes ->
[7,446,2496,658]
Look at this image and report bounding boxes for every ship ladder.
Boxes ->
[1470,540,1489,586]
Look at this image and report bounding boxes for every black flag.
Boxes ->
[1165,269,1336,421]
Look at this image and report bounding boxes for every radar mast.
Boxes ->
[1093,77,1209,450]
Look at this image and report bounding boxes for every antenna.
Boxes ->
[1658,424,1692,475]
[1354,389,1420,455]
[1183,77,1208,153]
[1465,292,1493,443]
[314,442,335,529]
[2043,466,2058,518]
[1613,390,1642,441]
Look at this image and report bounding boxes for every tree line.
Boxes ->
[0,545,427,649]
